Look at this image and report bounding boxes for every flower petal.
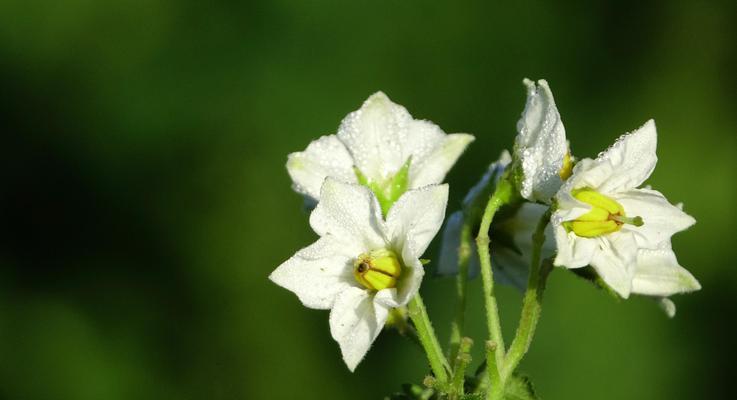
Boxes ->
[329,287,389,371]
[436,211,464,276]
[286,135,356,200]
[515,79,568,203]
[375,258,424,308]
[337,92,413,181]
[269,236,356,309]
[575,120,658,193]
[589,232,638,298]
[310,178,387,251]
[410,133,475,188]
[494,203,557,289]
[553,225,597,269]
[632,245,701,297]
[462,150,511,210]
[615,188,696,249]
[386,184,449,260]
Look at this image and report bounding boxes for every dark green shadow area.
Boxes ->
[1,1,735,399]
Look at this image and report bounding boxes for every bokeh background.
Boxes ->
[2,1,736,399]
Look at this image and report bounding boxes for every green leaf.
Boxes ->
[460,394,484,400]
[504,374,540,400]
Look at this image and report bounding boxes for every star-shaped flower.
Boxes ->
[552,120,698,298]
[269,178,448,370]
[287,92,473,213]
[514,79,571,203]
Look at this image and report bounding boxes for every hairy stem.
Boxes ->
[476,178,514,395]
[409,294,450,384]
[449,337,473,399]
[500,208,553,389]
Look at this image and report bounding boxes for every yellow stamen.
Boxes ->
[353,249,402,291]
[559,152,573,180]
[563,188,643,238]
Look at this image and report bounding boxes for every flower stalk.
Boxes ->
[475,176,515,391]
[500,209,553,388]
[408,294,450,385]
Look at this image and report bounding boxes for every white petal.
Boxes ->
[337,92,414,181]
[329,287,389,371]
[386,184,449,260]
[398,119,448,176]
[515,79,568,203]
[286,135,356,200]
[310,178,387,251]
[631,245,701,296]
[615,188,696,249]
[437,211,464,276]
[493,203,556,289]
[410,133,475,188]
[375,258,424,308]
[269,237,356,309]
[552,223,597,269]
[589,232,638,298]
[577,120,658,193]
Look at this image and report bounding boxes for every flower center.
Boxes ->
[354,158,412,216]
[353,248,402,291]
[563,188,643,238]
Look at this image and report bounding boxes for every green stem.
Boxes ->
[450,337,473,399]
[476,178,514,389]
[448,221,473,365]
[408,293,450,384]
[499,209,553,389]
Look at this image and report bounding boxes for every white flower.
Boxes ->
[269,178,448,371]
[437,151,555,289]
[552,120,698,298]
[514,79,571,203]
[633,242,701,317]
[287,92,474,206]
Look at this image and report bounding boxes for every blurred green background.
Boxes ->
[1,0,736,399]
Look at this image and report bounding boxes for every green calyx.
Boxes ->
[354,158,411,216]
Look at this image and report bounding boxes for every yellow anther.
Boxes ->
[353,249,402,291]
[573,189,624,215]
[559,152,573,180]
[564,188,643,238]
[565,220,620,238]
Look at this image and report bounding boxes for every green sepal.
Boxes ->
[420,258,431,266]
[355,157,412,216]
[504,374,540,400]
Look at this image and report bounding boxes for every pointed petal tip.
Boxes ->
[364,90,392,106]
